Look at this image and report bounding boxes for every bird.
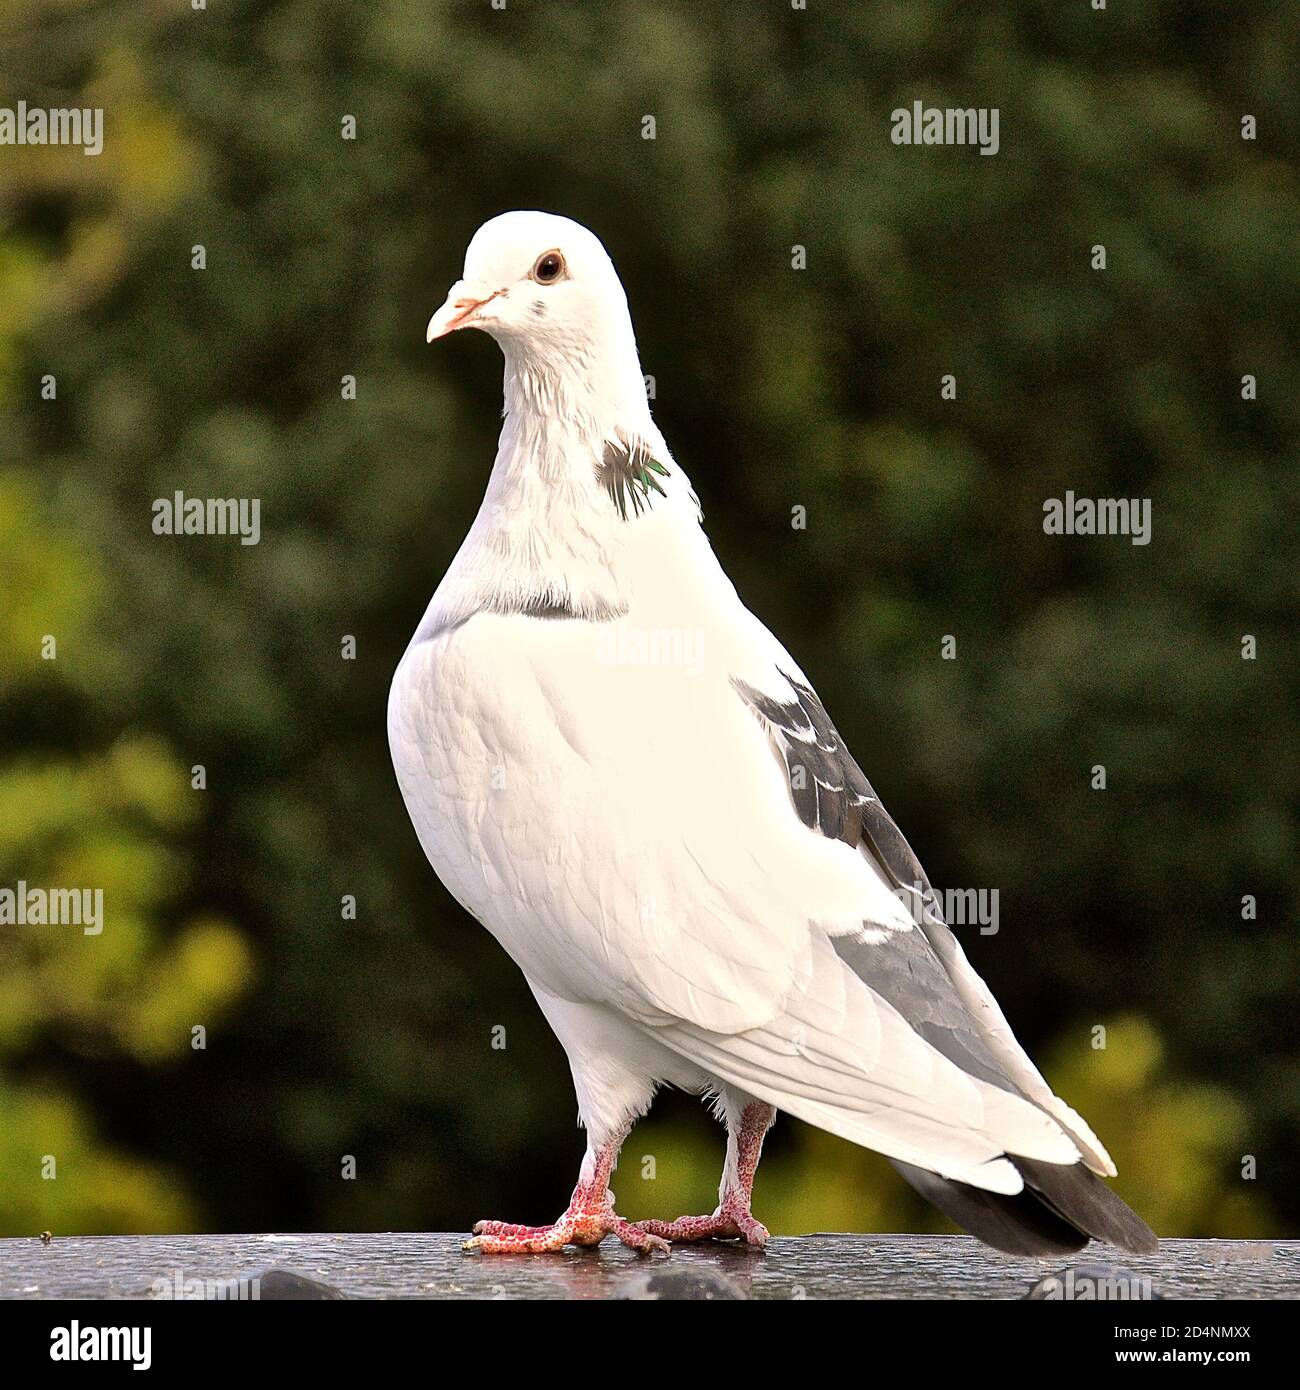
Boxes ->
[388,210,1157,1258]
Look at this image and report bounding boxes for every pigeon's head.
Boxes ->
[427,211,637,363]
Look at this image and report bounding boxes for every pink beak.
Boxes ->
[426,280,502,342]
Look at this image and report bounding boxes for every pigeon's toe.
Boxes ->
[635,1193,769,1248]
[463,1207,669,1256]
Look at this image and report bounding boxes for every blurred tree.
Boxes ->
[0,478,251,1233]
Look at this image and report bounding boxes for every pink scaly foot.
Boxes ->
[636,1192,769,1248]
[463,1132,669,1255]
[635,1098,776,1249]
[465,1194,668,1255]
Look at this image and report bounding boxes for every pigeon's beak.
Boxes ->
[426,280,503,343]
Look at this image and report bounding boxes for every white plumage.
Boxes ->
[388,211,1154,1256]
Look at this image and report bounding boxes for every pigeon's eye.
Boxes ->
[531,250,566,285]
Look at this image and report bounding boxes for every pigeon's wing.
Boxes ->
[720,660,1117,1179]
[670,650,1117,1173]
[621,625,1151,1245]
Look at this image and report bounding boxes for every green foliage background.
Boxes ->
[0,0,1295,1239]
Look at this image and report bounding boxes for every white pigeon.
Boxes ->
[388,211,1156,1257]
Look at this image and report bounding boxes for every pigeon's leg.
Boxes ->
[464,1124,669,1256]
[635,1089,776,1247]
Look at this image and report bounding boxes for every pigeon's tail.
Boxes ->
[891,1156,1158,1257]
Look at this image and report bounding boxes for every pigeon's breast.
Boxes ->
[388,621,521,943]
[386,604,870,1032]
[387,611,633,994]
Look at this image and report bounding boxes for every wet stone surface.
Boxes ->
[1,1233,1295,1301]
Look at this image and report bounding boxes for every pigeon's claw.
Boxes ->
[463,1132,671,1254]
[464,1208,669,1255]
[634,1194,769,1249]
[470,1218,553,1239]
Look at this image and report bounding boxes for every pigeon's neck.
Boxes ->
[500,331,653,451]
[424,343,692,635]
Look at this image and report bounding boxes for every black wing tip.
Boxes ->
[891,1160,1090,1257]
[1016,1156,1159,1255]
[892,1157,1158,1257]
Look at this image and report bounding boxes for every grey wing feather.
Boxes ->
[735,670,1117,1175]
[733,667,1154,1249]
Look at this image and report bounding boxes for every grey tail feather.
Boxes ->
[1015,1156,1159,1254]
[892,1157,1158,1257]
[891,1160,1089,1256]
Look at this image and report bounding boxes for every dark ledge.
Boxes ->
[2,1234,1294,1301]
